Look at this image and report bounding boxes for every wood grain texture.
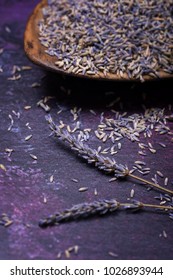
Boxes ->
[24,0,173,81]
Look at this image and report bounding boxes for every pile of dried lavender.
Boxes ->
[39,0,173,80]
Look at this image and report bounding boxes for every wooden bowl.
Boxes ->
[24,0,173,81]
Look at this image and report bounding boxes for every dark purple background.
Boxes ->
[0,0,173,260]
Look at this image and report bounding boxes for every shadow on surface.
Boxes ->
[41,71,173,111]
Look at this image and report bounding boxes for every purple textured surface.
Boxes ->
[0,0,173,260]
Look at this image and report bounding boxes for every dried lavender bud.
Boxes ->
[165,115,173,122]
[0,214,13,227]
[122,200,143,212]
[169,213,173,220]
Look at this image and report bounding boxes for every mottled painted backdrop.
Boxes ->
[0,0,173,260]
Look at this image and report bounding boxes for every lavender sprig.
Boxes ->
[46,116,173,195]
[39,199,140,227]
[39,199,173,227]
[46,115,129,178]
